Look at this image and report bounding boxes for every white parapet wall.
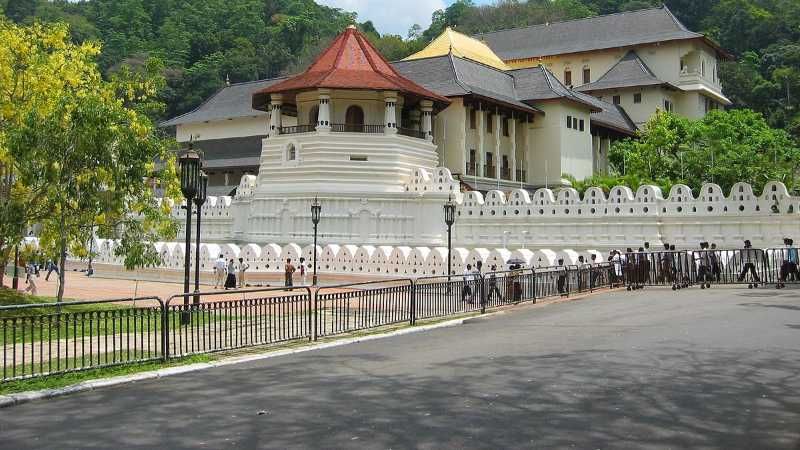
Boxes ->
[173,170,799,251]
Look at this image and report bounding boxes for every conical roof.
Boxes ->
[254,26,449,109]
[404,27,510,71]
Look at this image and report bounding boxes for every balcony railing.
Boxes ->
[331,123,385,134]
[398,127,426,139]
[501,167,511,180]
[484,165,496,178]
[280,124,316,135]
[516,169,527,182]
[466,162,477,176]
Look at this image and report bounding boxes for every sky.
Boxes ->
[316,0,492,37]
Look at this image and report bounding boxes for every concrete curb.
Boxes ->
[0,315,474,409]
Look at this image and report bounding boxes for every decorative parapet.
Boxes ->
[456,182,799,219]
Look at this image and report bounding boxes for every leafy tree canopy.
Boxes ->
[573,110,800,195]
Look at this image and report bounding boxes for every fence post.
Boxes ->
[480,274,486,314]
[308,287,314,342]
[161,298,169,361]
[410,279,416,326]
[312,287,318,341]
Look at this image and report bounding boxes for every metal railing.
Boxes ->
[17,247,798,382]
[516,169,527,182]
[484,165,496,178]
[280,124,315,135]
[331,123,385,134]
[466,162,477,176]
[501,167,511,180]
[1,297,163,381]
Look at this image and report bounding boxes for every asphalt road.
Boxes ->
[1,286,799,450]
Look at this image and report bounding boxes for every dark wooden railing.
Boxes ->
[280,124,315,135]
[331,123,385,134]
[516,169,527,182]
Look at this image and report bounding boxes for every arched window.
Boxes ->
[309,105,319,126]
[286,143,296,161]
[345,105,364,131]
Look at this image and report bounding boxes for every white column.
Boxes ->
[592,134,600,174]
[510,114,517,181]
[421,100,433,141]
[384,91,398,135]
[523,118,531,183]
[494,107,501,181]
[317,89,331,134]
[464,107,470,174]
[477,104,485,178]
[268,93,283,137]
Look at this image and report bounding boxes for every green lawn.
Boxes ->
[0,289,229,345]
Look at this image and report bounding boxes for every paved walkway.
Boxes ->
[1,286,799,449]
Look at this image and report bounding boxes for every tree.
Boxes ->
[2,20,180,300]
[601,110,800,195]
[3,0,37,23]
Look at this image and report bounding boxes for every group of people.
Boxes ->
[12,259,61,296]
[213,255,250,290]
[461,260,526,304]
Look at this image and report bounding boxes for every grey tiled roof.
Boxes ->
[572,91,637,135]
[476,6,702,61]
[161,78,287,127]
[393,55,540,113]
[510,65,599,110]
[191,135,265,168]
[576,51,670,92]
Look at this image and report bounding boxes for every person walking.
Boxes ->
[737,240,761,286]
[299,257,307,285]
[45,259,59,282]
[487,264,502,302]
[284,258,296,287]
[237,257,249,288]
[213,254,227,289]
[556,258,568,296]
[224,259,237,290]
[461,264,474,304]
[23,261,38,296]
[778,238,798,288]
[709,243,722,282]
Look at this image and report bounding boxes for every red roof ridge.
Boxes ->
[254,27,450,106]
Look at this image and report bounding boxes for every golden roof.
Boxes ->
[404,27,511,71]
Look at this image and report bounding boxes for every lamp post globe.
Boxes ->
[193,171,208,305]
[178,146,202,324]
[444,195,456,281]
[311,197,322,285]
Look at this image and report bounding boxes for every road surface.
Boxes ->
[1,286,798,449]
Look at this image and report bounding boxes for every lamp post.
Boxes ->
[444,195,456,281]
[311,197,321,285]
[12,244,19,290]
[178,147,202,323]
[193,171,208,305]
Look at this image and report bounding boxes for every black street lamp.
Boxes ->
[193,171,208,304]
[178,147,202,322]
[12,244,19,290]
[444,195,457,282]
[311,197,322,285]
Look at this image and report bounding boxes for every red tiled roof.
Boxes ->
[256,26,450,104]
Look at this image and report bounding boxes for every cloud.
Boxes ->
[317,0,447,37]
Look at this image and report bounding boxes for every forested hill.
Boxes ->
[2,0,800,138]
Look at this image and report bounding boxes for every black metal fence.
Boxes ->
[12,247,797,383]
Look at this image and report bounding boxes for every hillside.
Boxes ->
[2,0,799,138]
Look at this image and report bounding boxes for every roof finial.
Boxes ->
[347,24,357,30]
[225,74,231,86]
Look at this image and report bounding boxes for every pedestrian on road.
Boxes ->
[709,243,722,282]
[487,264,502,302]
[224,259,237,290]
[461,264,474,304]
[556,258,567,295]
[778,237,798,288]
[213,254,226,289]
[737,240,761,284]
[237,257,249,288]
[285,258,296,287]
